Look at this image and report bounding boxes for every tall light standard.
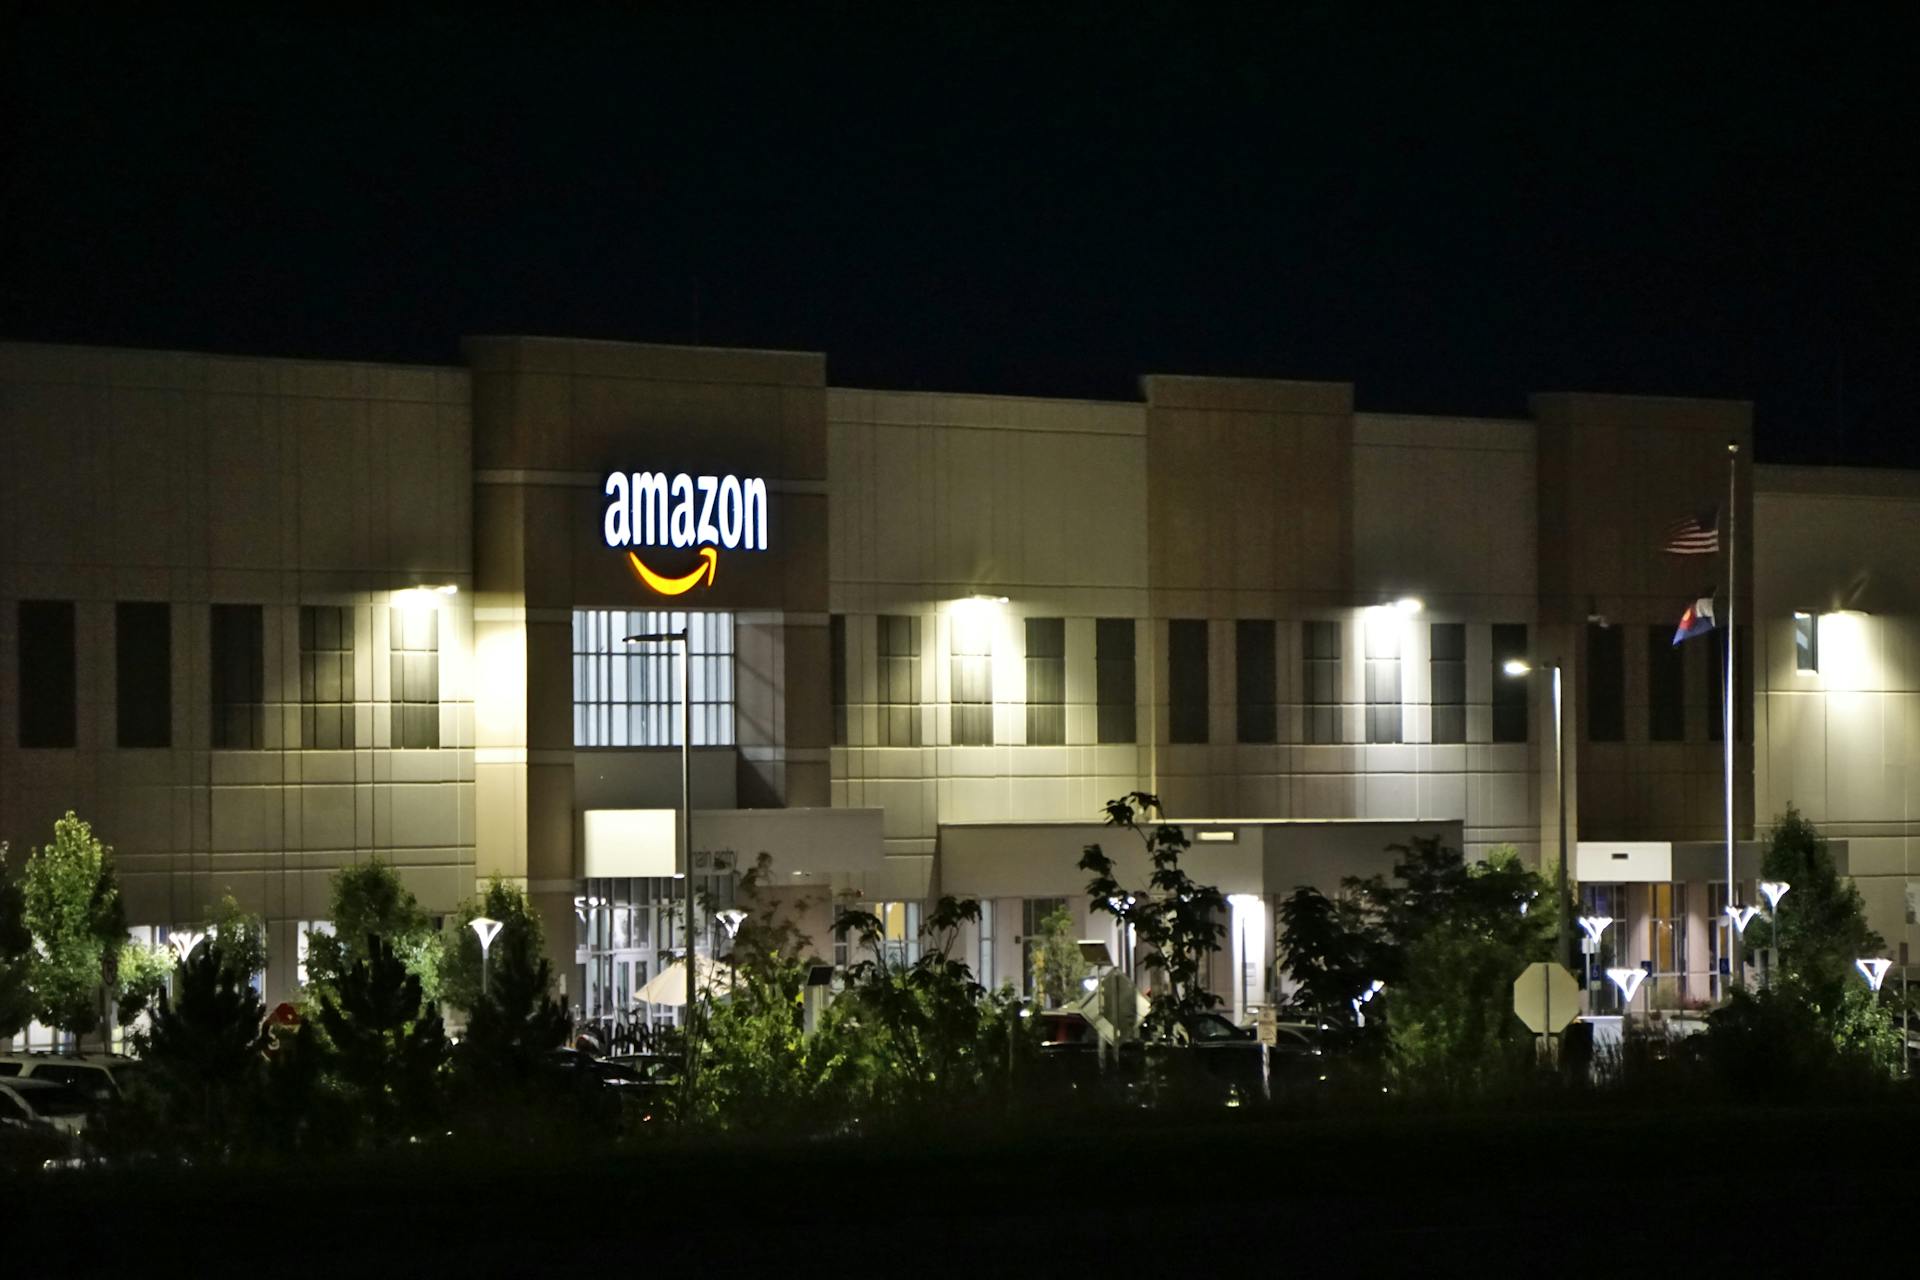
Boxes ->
[1505,659,1570,974]
[469,916,503,997]
[624,629,694,1094]
[1758,879,1790,986]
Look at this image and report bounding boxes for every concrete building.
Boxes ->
[1,336,1913,1039]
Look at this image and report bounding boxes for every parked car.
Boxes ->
[0,1054,142,1108]
[0,1079,93,1138]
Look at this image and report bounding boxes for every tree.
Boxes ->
[1080,792,1227,1042]
[114,940,175,1027]
[1708,809,1900,1087]
[315,934,449,1143]
[22,812,126,1051]
[207,893,269,992]
[440,876,547,1014]
[129,938,267,1151]
[1746,808,1883,1008]
[1028,905,1087,1008]
[0,844,33,1041]
[302,857,442,1001]
[450,929,573,1139]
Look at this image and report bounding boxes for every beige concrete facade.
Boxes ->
[2,333,1912,1017]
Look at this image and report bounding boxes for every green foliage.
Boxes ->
[207,893,269,991]
[726,852,818,979]
[1081,791,1228,1042]
[303,857,443,1001]
[128,939,267,1150]
[1029,905,1088,1008]
[21,811,125,1046]
[1705,978,1899,1098]
[1276,885,1370,1018]
[1745,808,1883,1009]
[315,934,449,1143]
[803,895,1026,1121]
[0,844,34,1040]
[115,940,175,1025]
[440,876,546,1014]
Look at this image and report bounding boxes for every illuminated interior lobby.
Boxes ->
[3,335,1916,1039]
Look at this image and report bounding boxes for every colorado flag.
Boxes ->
[1672,596,1716,645]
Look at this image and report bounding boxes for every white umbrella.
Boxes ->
[633,956,738,1007]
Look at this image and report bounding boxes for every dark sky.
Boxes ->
[4,6,1917,465]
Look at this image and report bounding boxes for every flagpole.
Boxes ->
[1725,440,1739,996]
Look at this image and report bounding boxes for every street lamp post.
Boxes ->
[1577,915,1613,1012]
[1758,879,1790,987]
[624,629,694,1096]
[1505,659,1570,978]
[469,915,503,997]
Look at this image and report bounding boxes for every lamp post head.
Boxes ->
[715,908,749,939]
[1758,880,1791,911]
[1725,904,1760,935]
[469,916,504,953]
[1605,967,1647,1003]
[1577,915,1614,946]
[169,930,208,964]
[1856,957,1892,992]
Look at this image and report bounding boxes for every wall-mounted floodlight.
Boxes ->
[1503,659,1531,677]
[715,909,749,939]
[1197,829,1238,843]
[1758,881,1790,911]
[970,593,1010,604]
[469,916,504,996]
[169,930,208,964]
[1725,904,1760,935]
[1856,957,1893,992]
[1606,967,1647,1004]
[1393,597,1423,615]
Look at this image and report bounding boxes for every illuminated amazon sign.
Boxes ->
[602,471,769,595]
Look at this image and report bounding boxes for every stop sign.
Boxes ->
[1512,961,1580,1035]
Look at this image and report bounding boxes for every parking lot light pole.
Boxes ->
[1505,659,1570,975]
[469,916,503,997]
[624,630,693,1094]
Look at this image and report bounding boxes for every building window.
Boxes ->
[1235,620,1276,744]
[1168,619,1209,744]
[1648,882,1688,1007]
[1580,883,1626,1013]
[1303,620,1341,745]
[571,609,735,747]
[1647,626,1685,743]
[830,614,848,746]
[296,920,335,989]
[1491,624,1529,743]
[18,600,76,748]
[1793,612,1818,675]
[116,603,172,748]
[877,614,921,747]
[1024,618,1064,746]
[389,606,441,750]
[1020,896,1069,998]
[211,604,265,750]
[1364,614,1402,744]
[1096,618,1136,744]
[1429,623,1466,744]
[300,606,357,750]
[951,610,994,746]
[1708,626,1751,743]
[1585,623,1625,743]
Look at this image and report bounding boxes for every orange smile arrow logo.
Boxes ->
[627,546,718,595]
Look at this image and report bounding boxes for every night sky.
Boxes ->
[4,7,1917,465]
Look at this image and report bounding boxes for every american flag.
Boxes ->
[1663,507,1720,556]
